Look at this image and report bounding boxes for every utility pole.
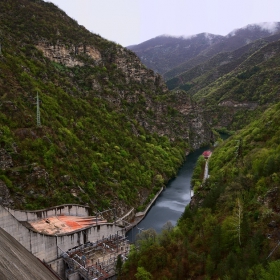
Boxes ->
[0,30,3,56]
[36,92,41,127]
[235,139,243,166]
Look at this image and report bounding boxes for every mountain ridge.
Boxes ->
[0,0,213,214]
[127,22,280,80]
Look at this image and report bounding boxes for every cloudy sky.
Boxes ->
[45,0,280,47]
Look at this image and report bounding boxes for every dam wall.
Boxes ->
[6,204,89,222]
[0,204,124,263]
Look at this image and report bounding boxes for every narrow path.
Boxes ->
[203,160,209,182]
[202,151,212,183]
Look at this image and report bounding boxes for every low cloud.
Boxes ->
[160,34,198,40]
[227,22,279,37]
[255,22,279,33]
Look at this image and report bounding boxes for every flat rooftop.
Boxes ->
[29,215,107,235]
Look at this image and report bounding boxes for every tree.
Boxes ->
[162,221,174,232]
[154,174,164,186]
[235,139,243,166]
[260,260,280,280]
[135,266,152,280]
[205,255,215,277]
[0,30,2,55]
[91,162,100,179]
[234,198,243,246]
[222,198,243,246]
[136,228,157,250]
[116,254,123,276]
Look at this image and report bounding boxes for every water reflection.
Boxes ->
[127,146,210,242]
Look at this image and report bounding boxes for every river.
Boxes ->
[127,146,210,242]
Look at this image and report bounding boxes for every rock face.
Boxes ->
[0,180,13,207]
[0,149,13,170]
[218,100,258,109]
[103,48,213,148]
[0,0,215,214]
[28,165,49,183]
[167,91,213,148]
[37,41,101,67]
[114,47,168,90]
[105,49,212,147]
[36,38,212,149]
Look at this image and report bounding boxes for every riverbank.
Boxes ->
[126,147,211,242]
[124,187,164,232]
[123,152,192,232]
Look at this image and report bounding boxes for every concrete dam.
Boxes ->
[0,204,129,280]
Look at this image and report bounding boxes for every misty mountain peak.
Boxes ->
[227,22,280,37]
[129,22,280,77]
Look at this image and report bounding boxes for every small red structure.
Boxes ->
[202,150,212,159]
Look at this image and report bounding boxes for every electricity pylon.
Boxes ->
[37,92,41,127]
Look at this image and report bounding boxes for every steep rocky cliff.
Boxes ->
[0,0,213,213]
[32,32,212,149]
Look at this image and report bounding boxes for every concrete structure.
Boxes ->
[60,233,129,279]
[0,227,58,280]
[0,204,127,279]
[6,204,90,222]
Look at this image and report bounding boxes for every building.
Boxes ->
[202,150,212,159]
[0,204,130,280]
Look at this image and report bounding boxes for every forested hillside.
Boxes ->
[120,101,280,280]
[0,0,214,215]
[130,24,280,133]
[120,19,280,280]
[164,36,280,133]
[2,1,280,278]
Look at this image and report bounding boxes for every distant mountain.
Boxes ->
[129,22,280,133]
[166,32,280,91]
[193,37,280,130]
[127,33,224,75]
[128,23,280,80]
[165,34,280,132]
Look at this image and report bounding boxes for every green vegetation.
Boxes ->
[0,0,191,212]
[3,1,280,278]
[166,38,280,131]
[121,102,280,279]
[191,155,205,190]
